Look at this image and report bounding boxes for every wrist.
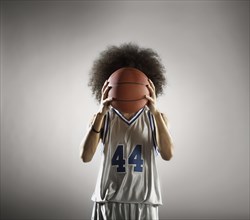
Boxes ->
[91,126,101,134]
[98,105,109,116]
[90,111,105,133]
[96,111,106,118]
[151,108,160,116]
[153,110,169,127]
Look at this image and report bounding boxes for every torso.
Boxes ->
[92,107,162,205]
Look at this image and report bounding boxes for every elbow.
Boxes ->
[80,152,92,163]
[80,143,93,163]
[161,153,173,161]
[81,156,90,163]
[160,146,174,161]
[159,141,174,161]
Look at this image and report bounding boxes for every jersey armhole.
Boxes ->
[148,111,160,156]
[101,111,109,145]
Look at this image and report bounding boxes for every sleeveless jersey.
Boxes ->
[91,107,162,205]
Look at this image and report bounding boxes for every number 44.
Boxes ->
[111,144,144,173]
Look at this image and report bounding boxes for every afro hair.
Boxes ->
[88,43,167,102]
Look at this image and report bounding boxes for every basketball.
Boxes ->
[108,67,150,113]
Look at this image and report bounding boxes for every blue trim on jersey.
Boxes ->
[112,107,145,125]
[147,111,159,155]
[103,112,109,144]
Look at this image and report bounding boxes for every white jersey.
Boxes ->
[91,107,162,205]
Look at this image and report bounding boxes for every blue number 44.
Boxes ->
[111,145,126,172]
[112,145,143,172]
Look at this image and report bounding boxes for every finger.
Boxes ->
[146,84,156,99]
[148,79,155,91]
[103,97,113,105]
[145,95,155,104]
[102,84,112,100]
[101,80,109,93]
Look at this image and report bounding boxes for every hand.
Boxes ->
[98,80,112,115]
[145,79,158,115]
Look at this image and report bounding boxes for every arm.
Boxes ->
[80,81,112,162]
[152,111,173,160]
[80,112,105,162]
[146,79,174,161]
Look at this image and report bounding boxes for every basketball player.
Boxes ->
[80,43,173,220]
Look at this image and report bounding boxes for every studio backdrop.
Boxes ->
[1,1,249,219]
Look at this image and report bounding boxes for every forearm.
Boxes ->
[153,110,173,160]
[80,112,105,162]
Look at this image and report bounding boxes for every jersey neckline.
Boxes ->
[112,107,145,125]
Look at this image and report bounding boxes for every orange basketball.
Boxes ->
[108,67,150,113]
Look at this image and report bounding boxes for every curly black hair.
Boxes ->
[88,43,167,102]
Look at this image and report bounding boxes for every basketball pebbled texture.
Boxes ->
[108,67,150,113]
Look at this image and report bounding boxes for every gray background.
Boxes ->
[1,1,249,219]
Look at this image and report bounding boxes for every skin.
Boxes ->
[80,79,173,162]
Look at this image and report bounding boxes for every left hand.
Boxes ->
[145,79,158,115]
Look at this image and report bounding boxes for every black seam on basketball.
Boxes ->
[110,82,148,86]
[113,98,147,102]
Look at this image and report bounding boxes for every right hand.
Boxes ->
[98,80,112,115]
